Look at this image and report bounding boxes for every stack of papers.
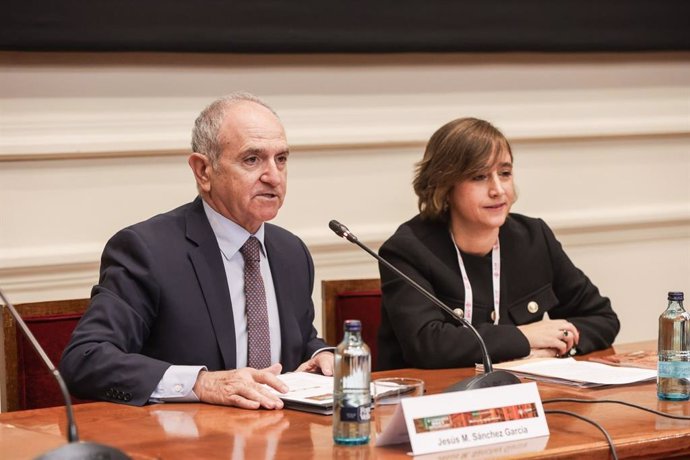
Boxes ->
[477,357,657,388]
[270,372,412,415]
[588,350,657,370]
[271,372,335,414]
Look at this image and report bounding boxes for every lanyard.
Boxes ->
[450,232,501,325]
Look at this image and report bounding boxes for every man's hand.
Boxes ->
[296,352,335,376]
[192,363,288,410]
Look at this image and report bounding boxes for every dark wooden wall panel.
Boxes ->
[3,1,689,53]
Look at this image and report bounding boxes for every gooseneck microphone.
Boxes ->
[328,220,520,392]
[0,287,130,460]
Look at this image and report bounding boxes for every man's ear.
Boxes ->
[188,153,213,193]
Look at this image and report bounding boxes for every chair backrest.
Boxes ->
[321,278,381,369]
[2,299,89,412]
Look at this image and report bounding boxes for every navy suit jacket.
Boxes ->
[60,197,326,405]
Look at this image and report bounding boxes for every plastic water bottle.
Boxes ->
[333,319,371,445]
[657,291,690,400]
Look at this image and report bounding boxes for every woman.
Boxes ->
[377,117,619,370]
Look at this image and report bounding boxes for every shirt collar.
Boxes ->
[202,200,266,260]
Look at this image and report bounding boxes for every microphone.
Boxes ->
[328,220,520,392]
[0,287,130,460]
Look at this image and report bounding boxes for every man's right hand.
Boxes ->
[192,363,288,410]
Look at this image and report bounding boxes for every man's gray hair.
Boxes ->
[191,92,278,167]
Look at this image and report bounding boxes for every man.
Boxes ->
[60,93,333,409]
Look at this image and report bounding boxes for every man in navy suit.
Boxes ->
[60,93,333,409]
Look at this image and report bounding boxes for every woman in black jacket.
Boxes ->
[377,117,619,370]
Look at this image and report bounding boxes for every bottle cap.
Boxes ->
[344,319,362,332]
[668,291,684,301]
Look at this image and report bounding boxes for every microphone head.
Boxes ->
[328,220,346,237]
[328,220,358,242]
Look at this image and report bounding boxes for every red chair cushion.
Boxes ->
[17,313,90,409]
[334,289,382,370]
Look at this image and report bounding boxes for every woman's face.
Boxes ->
[448,148,515,233]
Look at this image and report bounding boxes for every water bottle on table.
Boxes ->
[333,319,371,445]
[658,291,690,400]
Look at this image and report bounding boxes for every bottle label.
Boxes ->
[658,361,690,378]
[339,404,371,423]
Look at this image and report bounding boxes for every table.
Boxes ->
[1,341,689,459]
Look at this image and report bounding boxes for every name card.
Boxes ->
[376,382,549,456]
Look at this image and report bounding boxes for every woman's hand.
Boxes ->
[527,348,560,358]
[517,319,579,357]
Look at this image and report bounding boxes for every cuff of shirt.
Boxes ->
[149,365,207,403]
[311,347,335,359]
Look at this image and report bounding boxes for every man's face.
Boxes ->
[201,101,289,233]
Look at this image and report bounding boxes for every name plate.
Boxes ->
[376,382,549,456]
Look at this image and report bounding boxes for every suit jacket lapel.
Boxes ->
[264,226,302,372]
[185,198,237,370]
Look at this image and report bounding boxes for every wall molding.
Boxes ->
[2,204,688,297]
[1,88,688,161]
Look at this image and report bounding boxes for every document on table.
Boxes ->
[268,372,411,415]
[588,350,657,370]
[481,357,657,388]
[272,372,335,415]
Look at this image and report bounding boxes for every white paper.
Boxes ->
[267,372,410,413]
[274,372,334,408]
[495,357,656,386]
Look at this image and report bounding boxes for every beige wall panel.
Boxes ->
[0,53,688,410]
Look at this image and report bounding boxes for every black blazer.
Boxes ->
[60,197,326,405]
[377,213,619,370]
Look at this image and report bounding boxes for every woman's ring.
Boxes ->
[562,330,569,338]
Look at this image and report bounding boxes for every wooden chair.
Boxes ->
[321,278,381,368]
[1,298,89,412]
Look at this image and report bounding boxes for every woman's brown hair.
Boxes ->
[413,117,512,221]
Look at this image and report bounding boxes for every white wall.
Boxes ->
[1,52,689,404]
